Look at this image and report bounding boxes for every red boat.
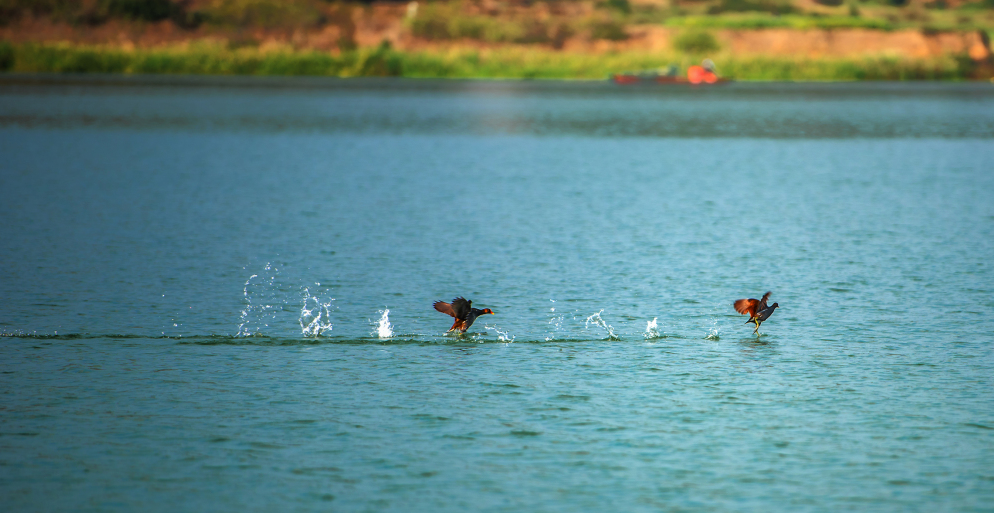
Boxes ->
[612,74,730,85]
[611,62,729,85]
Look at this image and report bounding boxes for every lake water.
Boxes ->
[1,75,993,511]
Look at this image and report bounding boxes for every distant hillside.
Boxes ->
[1,0,992,79]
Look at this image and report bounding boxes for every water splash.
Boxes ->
[705,317,721,341]
[585,310,620,340]
[236,263,336,338]
[372,309,393,338]
[545,299,565,341]
[237,273,262,336]
[644,317,660,339]
[486,324,515,343]
[237,263,282,337]
[299,287,334,337]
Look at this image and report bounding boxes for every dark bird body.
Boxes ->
[433,297,494,333]
[733,291,779,334]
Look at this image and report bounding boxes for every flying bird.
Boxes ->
[433,297,494,333]
[734,291,779,334]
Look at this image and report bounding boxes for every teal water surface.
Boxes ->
[1,76,993,511]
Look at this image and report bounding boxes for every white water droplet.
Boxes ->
[585,310,619,340]
[299,288,334,337]
[546,299,565,341]
[705,317,720,341]
[644,317,659,339]
[374,309,393,338]
[486,324,514,342]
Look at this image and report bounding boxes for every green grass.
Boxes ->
[3,42,402,76]
[673,31,722,54]
[0,41,983,81]
[407,5,625,46]
[718,55,972,79]
[3,0,994,35]
[200,0,324,29]
[409,5,556,44]
[665,14,896,30]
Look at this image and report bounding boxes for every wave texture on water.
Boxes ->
[2,78,993,512]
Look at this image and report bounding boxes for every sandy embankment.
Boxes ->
[1,5,989,61]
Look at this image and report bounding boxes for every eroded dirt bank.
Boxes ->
[1,9,989,61]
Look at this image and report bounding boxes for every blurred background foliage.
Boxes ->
[0,0,200,26]
[0,0,992,79]
[0,39,978,80]
[1,0,993,32]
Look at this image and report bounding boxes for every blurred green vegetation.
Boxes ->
[0,39,13,69]
[409,4,555,43]
[1,0,992,33]
[407,4,626,45]
[673,30,721,53]
[2,40,401,76]
[0,40,982,80]
[0,0,201,27]
[706,0,798,15]
[665,14,895,29]
[0,0,990,81]
[718,54,973,79]
[201,0,324,29]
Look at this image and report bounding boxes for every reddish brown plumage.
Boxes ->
[734,291,771,317]
[433,301,457,317]
[733,291,777,334]
[433,297,494,333]
[733,298,760,317]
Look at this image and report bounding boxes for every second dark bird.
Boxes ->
[433,297,495,333]
[734,291,779,334]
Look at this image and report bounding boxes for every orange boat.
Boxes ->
[611,74,730,85]
[611,61,729,85]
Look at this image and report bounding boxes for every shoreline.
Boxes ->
[1,41,989,81]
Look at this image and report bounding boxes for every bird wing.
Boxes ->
[451,297,471,320]
[734,298,759,317]
[433,301,457,318]
[758,292,772,311]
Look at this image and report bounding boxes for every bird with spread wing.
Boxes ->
[733,291,779,334]
[433,297,495,333]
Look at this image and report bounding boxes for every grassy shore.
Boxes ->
[0,41,980,81]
